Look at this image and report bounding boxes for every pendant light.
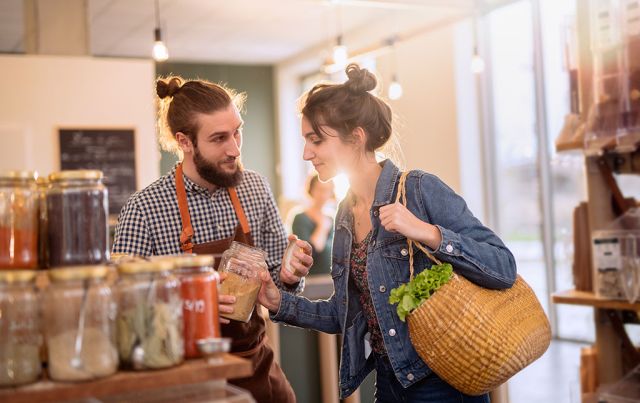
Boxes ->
[152,0,169,62]
[388,37,403,100]
[331,5,348,69]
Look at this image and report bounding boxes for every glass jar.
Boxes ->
[36,177,48,269]
[46,170,108,267]
[43,266,118,381]
[0,270,42,386]
[0,171,39,269]
[218,242,267,323]
[116,260,184,369]
[168,255,221,358]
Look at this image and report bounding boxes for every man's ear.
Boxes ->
[176,132,194,154]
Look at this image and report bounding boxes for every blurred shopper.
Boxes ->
[291,174,335,275]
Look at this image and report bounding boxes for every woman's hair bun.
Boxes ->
[344,63,377,94]
[156,77,183,99]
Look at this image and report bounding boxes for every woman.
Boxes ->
[291,174,335,275]
[258,64,517,402]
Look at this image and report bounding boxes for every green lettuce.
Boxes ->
[389,263,453,322]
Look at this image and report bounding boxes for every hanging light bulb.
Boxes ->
[332,35,348,68]
[388,74,403,100]
[471,46,484,74]
[152,0,169,62]
[153,28,169,62]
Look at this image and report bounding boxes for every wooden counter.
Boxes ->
[0,354,252,403]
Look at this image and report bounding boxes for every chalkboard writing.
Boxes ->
[59,129,136,216]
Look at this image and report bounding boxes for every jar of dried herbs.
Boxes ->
[0,270,42,386]
[46,170,108,267]
[0,171,39,269]
[218,242,267,323]
[43,266,118,382]
[116,260,184,370]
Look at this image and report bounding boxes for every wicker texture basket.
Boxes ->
[395,172,551,395]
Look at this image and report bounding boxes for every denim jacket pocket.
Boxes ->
[380,240,413,285]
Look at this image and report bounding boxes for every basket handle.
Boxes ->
[394,172,442,280]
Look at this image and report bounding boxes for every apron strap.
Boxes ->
[175,163,252,253]
[228,187,251,237]
[176,163,195,253]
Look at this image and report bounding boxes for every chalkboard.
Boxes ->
[59,129,137,216]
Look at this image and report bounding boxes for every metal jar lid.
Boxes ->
[49,265,110,281]
[0,270,38,283]
[117,260,174,274]
[149,254,215,268]
[48,170,103,182]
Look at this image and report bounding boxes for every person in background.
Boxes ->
[291,174,335,275]
[112,76,313,403]
[256,64,517,402]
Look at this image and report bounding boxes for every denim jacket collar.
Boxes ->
[335,159,400,232]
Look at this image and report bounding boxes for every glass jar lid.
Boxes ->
[150,254,214,268]
[0,270,38,283]
[36,176,49,187]
[0,170,38,182]
[117,260,174,274]
[48,170,103,182]
[49,265,109,281]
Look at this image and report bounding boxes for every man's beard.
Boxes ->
[193,146,244,188]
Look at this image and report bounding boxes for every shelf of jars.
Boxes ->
[0,170,262,401]
[0,354,252,403]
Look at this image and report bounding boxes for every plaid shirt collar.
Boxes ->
[170,163,226,198]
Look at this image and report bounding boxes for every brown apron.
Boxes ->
[175,163,296,403]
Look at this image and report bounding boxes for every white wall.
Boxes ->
[375,25,461,192]
[276,21,467,210]
[0,54,158,189]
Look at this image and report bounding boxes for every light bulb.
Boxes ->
[388,80,403,100]
[471,54,485,74]
[153,40,169,62]
[332,45,348,68]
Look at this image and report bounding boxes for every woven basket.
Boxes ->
[395,172,551,396]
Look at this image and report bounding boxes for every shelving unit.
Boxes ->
[551,2,640,401]
[0,354,252,403]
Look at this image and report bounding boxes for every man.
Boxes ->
[113,76,312,402]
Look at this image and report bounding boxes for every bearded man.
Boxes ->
[112,76,312,403]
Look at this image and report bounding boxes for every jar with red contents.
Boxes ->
[158,255,221,358]
[0,171,39,269]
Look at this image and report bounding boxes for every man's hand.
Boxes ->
[217,272,236,324]
[280,234,313,285]
[258,269,282,313]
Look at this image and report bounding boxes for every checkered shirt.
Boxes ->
[112,164,303,294]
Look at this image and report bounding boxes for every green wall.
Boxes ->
[155,62,278,193]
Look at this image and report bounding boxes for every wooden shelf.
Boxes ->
[0,354,252,403]
[553,289,640,311]
[556,140,584,152]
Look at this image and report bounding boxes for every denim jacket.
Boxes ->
[271,160,517,398]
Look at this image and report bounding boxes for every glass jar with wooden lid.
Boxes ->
[0,270,42,386]
[0,171,39,269]
[46,170,108,267]
[116,260,184,369]
[42,265,118,381]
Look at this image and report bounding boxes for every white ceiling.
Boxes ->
[0,0,480,64]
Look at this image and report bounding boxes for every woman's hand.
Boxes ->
[258,269,282,313]
[217,272,236,324]
[379,202,442,249]
[280,235,314,284]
